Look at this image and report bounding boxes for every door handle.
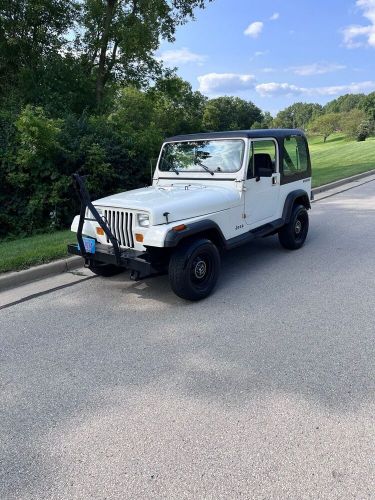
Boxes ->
[272,175,278,185]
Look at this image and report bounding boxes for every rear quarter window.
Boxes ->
[282,136,309,177]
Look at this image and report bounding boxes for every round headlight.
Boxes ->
[85,207,103,219]
[138,214,150,227]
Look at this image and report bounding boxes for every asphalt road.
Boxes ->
[1,181,375,499]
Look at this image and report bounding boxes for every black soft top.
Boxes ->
[165,129,306,142]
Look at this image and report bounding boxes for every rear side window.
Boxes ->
[283,136,309,177]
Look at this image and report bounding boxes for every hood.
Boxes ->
[93,183,241,225]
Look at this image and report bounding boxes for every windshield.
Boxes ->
[159,140,245,174]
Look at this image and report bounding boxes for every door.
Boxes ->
[244,138,280,226]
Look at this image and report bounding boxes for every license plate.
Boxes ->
[78,237,96,254]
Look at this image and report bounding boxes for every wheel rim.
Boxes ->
[190,252,212,288]
[294,211,308,242]
[194,259,207,279]
[295,220,302,235]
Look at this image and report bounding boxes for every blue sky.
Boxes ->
[157,0,375,115]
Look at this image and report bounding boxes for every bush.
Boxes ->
[356,120,372,141]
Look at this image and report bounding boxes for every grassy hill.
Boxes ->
[309,134,375,187]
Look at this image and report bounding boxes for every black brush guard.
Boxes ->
[67,174,158,280]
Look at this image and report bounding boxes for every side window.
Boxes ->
[283,136,309,177]
[247,140,277,179]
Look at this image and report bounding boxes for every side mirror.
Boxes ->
[255,165,273,179]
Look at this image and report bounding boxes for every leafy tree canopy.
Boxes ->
[203,96,262,131]
[361,92,375,122]
[308,113,341,142]
[273,102,322,130]
[324,93,366,114]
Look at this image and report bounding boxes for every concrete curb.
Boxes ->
[0,256,83,292]
[312,168,375,196]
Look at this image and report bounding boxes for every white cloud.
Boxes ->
[198,73,256,94]
[256,80,375,97]
[256,83,307,97]
[270,12,280,21]
[157,47,206,65]
[244,21,264,38]
[314,80,375,95]
[343,0,375,48]
[261,67,277,73]
[289,63,346,76]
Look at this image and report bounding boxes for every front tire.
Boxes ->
[278,204,309,250]
[88,262,123,277]
[169,238,221,301]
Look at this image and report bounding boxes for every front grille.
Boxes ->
[104,209,135,248]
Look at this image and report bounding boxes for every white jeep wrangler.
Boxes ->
[68,129,312,300]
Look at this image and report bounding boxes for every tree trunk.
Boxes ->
[96,0,117,107]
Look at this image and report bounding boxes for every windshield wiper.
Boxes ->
[194,158,214,176]
[162,158,179,175]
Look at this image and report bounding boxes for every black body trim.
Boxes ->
[164,220,226,248]
[282,189,311,223]
[164,218,285,250]
[225,219,285,249]
[67,243,159,279]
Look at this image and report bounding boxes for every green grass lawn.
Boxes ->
[1,133,374,274]
[309,134,375,187]
[0,230,73,274]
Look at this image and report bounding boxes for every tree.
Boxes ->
[261,111,273,128]
[151,76,207,136]
[361,92,375,122]
[0,0,80,100]
[250,111,274,130]
[340,109,368,141]
[308,113,340,142]
[273,102,322,130]
[324,93,366,113]
[81,0,212,107]
[202,96,262,131]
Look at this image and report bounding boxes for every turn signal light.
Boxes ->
[96,227,104,236]
[172,224,186,232]
[135,233,144,242]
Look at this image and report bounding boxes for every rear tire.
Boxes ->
[88,262,123,277]
[169,238,221,301]
[278,204,309,250]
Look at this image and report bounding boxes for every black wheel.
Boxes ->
[278,204,309,250]
[168,238,221,301]
[88,261,124,277]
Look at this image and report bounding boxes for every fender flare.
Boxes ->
[282,189,311,224]
[164,220,226,248]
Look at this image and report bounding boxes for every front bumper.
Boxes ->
[67,242,158,279]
